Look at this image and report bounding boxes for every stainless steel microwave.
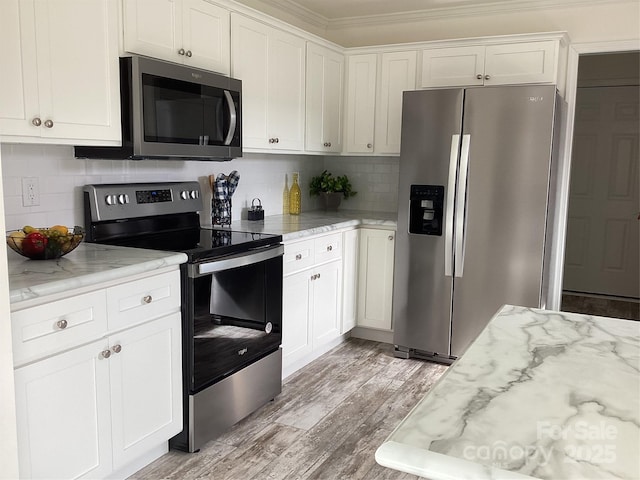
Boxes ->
[75,56,241,161]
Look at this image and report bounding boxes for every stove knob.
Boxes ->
[190,190,198,199]
[105,195,115,205]
[117,194,128,205]
[180,191,188,200]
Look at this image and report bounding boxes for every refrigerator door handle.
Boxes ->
[454,134,471,277]
[445,134,460,277]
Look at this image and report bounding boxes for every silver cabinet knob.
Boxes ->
[43,119,53,128]
[316,273,321,279]
[274,137,279,144]
[310,274,315,281]
[32,117,42,127]
[388,235,394,241]
[484,74,491,80]
[142,295,152,304]
[101,349,111,359]
[56,319,68,329]
[476,74,483,80]
[178,48,185,55]
[366,143,372,149]
[186,50,192,57]
[268,138,274,144]
[327,245,332,251]
[112,344,122,354]
[295,253,302,260]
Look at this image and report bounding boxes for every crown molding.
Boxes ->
[249,0,636,31]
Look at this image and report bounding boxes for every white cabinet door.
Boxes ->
[375,51,417,154]
[345,54,377,153]
[312,260,342,346]
[0,0,120,143]
[484,41,558,86]
[420,46,485,88]
[341,229,359,334]
[231,14,305,152]
[357,229,395,330]
[123,0,181,63]
[0,0,38,137]
[181,0,230,74]
[420,41,558,88]
[14,340,112,480]
[282,270,312,365]
[267,27,305,151]
[109,313,182,470]
[231,14,270,149]
[305,43,344,153]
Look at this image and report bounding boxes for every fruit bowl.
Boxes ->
[7,226,85,260]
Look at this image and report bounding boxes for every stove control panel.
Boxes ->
[84,181,203,222]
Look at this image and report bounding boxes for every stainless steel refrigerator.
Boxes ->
[393,85,558,362]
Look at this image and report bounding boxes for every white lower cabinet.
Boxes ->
[357,229,396,331]
[282,233,343,376]
[12,270,183,480]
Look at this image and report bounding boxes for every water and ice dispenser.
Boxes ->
[409,185,444,236]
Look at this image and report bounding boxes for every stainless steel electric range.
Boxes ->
[83,181,283,452]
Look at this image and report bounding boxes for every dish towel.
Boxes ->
[212,170,240,225]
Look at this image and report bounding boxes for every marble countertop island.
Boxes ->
[376,305,640,480]
[7,243,187,307]
[206,210,397,241]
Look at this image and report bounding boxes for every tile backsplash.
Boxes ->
[1,144,399,230]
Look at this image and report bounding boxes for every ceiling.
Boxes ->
[235,0,625,25]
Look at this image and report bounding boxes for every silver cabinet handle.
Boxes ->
[295,253,302,260]
[186,50,192,57]
[56,319,68,329]
[388,235,394,241]
[142,295,152,304]
[476,74,483,80]
[44,119,53,128]
[112,344,122,354]
[101,349,111,359]
[327,245,332,251]
[366,143,372,149]
[32,117,42,126]
[484,74,491,80]
[178,48,185,55]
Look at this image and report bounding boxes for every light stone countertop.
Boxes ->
[7,243,187,307]
[375,305,640,480]
[206,210,397,241]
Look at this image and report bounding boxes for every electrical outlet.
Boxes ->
[22,177,40,206]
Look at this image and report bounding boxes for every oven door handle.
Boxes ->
[190,244,284,277]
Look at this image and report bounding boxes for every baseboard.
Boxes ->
[350,326,393,344]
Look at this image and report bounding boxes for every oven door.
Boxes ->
[186,245,283,393]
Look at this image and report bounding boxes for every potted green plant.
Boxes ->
[309,170,357,210]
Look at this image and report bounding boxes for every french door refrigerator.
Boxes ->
[393,85,558,362]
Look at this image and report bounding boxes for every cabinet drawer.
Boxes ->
[107,271,181,331]
[12,290,108,366]
[283,239,315,275]
[314,233,342,264]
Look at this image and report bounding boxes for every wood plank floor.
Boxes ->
[129,338,448,480]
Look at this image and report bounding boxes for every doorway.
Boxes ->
[561,52,640,320]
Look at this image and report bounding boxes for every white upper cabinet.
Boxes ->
[375,51,417,154]
[231,13,305,151]
[305,43,344,153]
[345,51,416,155]
[421,40,559,88]
[0,0,121,145]
[345,54,377,154]
[123,0,230,74]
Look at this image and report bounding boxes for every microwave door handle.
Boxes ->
[223,90,237,146]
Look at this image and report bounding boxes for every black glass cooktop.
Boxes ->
[105,227,282,262]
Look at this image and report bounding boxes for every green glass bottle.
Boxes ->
[289,172,301,215]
